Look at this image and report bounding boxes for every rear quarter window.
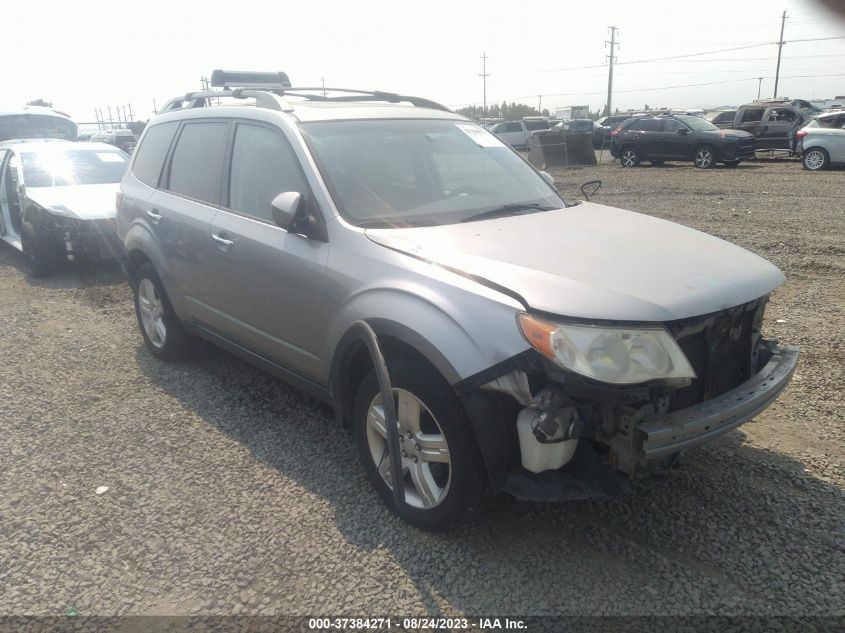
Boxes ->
[132,122,178,187]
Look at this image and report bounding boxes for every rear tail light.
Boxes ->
[795,130,808,139]
[610,127,622,137]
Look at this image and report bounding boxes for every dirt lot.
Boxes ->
[0,156,843,621]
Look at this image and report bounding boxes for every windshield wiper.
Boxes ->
[460,202,558,223]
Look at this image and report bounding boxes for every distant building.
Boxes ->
[811,97,845,110]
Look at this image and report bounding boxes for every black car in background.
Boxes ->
[610,114,757,169]
[593,114,643,148]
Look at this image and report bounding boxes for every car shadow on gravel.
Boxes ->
[134,340,844,616]
[0,240,125,291]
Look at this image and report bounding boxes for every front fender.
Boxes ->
[325,282,529,389]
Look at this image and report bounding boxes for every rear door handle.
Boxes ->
[147,209,162,224]
[212,233,234,247]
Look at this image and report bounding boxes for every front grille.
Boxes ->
[665,299,766,411]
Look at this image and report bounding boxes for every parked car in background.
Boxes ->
[490,118,553,148]
[704,109,737,129]
[0,140,128,275]
[795,109,845,170]
[594,114,641,148]
[611,114,756,168]
[0,106,77,143]
[730,100,809,150]
[90,129,137,154]
[118,71,798,530]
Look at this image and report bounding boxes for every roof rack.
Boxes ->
[159,70,451,115]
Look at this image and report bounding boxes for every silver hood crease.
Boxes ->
[365,202,785,322]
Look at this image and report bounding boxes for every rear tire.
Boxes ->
[803,148,829,171]
[21,223,58,277]
[620,147,640,168]
[694,145,716,169]
[132,262,189,360]
[353,358,484,531]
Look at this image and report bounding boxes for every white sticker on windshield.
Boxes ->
[96,152,125,163]
[455,123,505,148]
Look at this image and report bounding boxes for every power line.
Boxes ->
[448,72,845,108]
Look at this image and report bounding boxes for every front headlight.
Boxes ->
[517,313,696,385]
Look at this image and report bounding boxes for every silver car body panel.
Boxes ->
[25,184,120,220]
[119,100,787,391]
[800,114,845,162]
[365,202,785,322]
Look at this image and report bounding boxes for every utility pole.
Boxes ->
[538,95,543,116]
[755,77,764,100]
[321,76,326,97]
[773,10,788,98]
[605,26,619,117]
[479,53,490,119]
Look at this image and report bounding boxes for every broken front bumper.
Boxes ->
[637,344,799,460]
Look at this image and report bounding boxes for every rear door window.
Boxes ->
[740,108,765,123]
[663,119,684,133]
[630,119,661,132]
[227,123,309,222]
[132,122,178,187]
[166,121,229,205]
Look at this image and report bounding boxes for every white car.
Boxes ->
[796,110,845,170]
[0,140,129,275]
[490,119,553,148]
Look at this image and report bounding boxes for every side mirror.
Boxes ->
[539,170,555,187]
[270,191,302,230]
[677,128,688,135]
[580,179,601,200]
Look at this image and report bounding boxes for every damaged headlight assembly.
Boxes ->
[518,313,696,385]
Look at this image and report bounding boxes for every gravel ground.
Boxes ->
[0,156,842,622]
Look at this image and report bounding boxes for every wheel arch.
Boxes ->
[122,223,187,318]
[330,320,520,492]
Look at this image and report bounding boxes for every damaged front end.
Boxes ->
[459,297,799,501]
[35,208,122,263]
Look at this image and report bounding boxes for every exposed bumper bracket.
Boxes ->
[638,344,799,460]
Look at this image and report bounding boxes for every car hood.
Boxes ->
[26,184,119,220]
[365,202,785,322]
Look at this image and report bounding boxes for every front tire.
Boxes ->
[803,148,829,171]
[620,147,640,168]
[20,223,58,277]
[694,146,716,169]
[353,358,484,530]
[133,262,189,360]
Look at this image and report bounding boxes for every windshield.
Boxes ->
[0,114,77,142]
[677,115,718,132]
[21,149,128,187]
[300,119,564,227]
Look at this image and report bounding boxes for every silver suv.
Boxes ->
[117,70,799,530]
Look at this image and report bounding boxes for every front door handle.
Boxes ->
[147,209,162,224]
[212,233,234,247]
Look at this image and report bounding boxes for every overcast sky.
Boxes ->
[4,0,845,122]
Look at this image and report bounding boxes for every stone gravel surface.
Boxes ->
[0,157,842,620]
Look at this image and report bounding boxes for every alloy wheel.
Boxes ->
[695,148,714,168]
[366,388,451,509]
[137,278,167,348]
[804,150,826,171]
[621,150,638,167]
